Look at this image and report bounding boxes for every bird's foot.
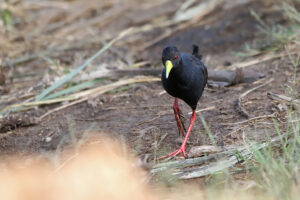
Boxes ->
[157,145,187,160]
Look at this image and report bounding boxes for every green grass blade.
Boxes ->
[43,78,105,100]
[35,28,132,101]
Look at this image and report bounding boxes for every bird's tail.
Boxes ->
[192,44,202,60]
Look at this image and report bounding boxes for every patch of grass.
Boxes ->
[234,0,300,58]
[0,8,13,27]
[44,78,107,100]
[0,0,14,28]
[212,46,300,200]
[248,116,300,200]
[224,14,300,198]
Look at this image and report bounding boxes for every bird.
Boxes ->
[160,45,207,159]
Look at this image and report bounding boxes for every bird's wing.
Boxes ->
[183,53,207,74]
[193,56,207,83]
[182,53,208,88]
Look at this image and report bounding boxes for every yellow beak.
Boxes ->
[165,60,173,79]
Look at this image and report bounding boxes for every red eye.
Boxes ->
[173,55,178,60]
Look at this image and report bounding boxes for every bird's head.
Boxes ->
[162,46,181,79]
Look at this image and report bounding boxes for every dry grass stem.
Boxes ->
[237,78,274,118]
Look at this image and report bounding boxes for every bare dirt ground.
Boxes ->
[0,0,298,167]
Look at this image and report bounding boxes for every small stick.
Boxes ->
[227,50,299,70]
[188,106,215,115]
[267,92,297,102]
[2,76,160,120]
[220,113,275,126]
[135,115,161,126]
[267,92,300,110]
[153,134,283,176]
[224,124,249,138]
[152,148,238,173]
[237,78,273,118]
[175,135,283,179]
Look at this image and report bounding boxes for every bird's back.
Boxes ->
[181,53,207,83]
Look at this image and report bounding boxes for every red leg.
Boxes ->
[173,98,186,136]
[158,110,196,160]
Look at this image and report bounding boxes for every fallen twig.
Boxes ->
[177,135,282,179]
[221,113,276,126]
[189,106,215,115]
[237,78,273,118]
[152,135,283,179]
[135,115,161,126]
[153,145,243,172]
[226,50,299,70]
[224,124,250,138]
[1,76,160,117]
[37,76,160,121]
[267,92,300,110]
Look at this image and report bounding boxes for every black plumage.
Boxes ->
[159,45,207,159]
[161,46,207,110]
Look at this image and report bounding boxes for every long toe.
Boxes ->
[157,146,187,160]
